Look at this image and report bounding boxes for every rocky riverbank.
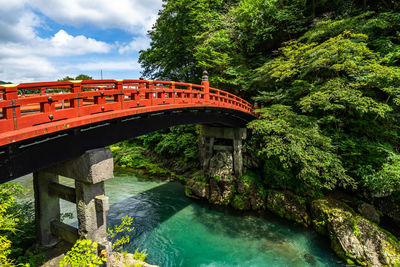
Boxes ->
[186,176,400,266]
[181,148,400,266]
[111,143,400,266]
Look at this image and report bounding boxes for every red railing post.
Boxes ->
[3,86,21,130]
[161,84,166,104]
[202,71,209,103]
[40,97,56,114]
[70,81,83,117]
[189,84,193,104]
[148,81,153,106]
[94,88,106,107]
[171,82,175,104]
[114,80,124,109]
[131,84,141,106]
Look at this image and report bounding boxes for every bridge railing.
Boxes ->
[0,79,254,143]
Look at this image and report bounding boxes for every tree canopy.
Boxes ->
[140,0,400,195]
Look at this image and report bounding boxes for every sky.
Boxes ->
[0,0,164,83]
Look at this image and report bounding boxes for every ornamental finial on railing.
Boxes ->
[202,70,208,82]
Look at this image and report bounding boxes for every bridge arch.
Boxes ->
[0,74,255,182]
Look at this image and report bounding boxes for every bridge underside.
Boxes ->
[0,106,254,182]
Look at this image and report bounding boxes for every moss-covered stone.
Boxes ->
[209,179,235,205]
[311,198,400,266]
[185,179,209,199]
[266,190,311,227]
[232,194,251,210]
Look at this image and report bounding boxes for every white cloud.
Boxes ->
[118,36,150,54]
[0,30,111,58]
[49,30,111,55]
[0,56,58,83]
[74,61,141,71]
[30,0,163,33]
[0,0,163,82]
[0,0,41,42]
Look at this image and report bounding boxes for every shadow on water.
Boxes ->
[106,180,191,243]
[106,176,342,266]
[12,170,342,266]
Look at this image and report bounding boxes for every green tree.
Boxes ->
[139,0,233,82]
[59,74,93,81]
[139,0,400,197]
[255,29,400,195]
[0,183,43,266]
[248,105,354,192]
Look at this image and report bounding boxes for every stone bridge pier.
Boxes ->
[33,147,113,254]
[199,125,247,179]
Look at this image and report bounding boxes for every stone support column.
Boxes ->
[199,125,246,178]
[198,134,207,175]
[33,147,113,253]
[75,181,109,244]
[33,171,60,246]
[233,128,243,178]
[204,137,214,172]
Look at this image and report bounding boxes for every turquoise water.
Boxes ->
[13,169,343,266]
[106,168,343,267]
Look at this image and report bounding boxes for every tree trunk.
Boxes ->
[312,0,316,18]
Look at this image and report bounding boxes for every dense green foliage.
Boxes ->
[111,125,199,177]
[110,139,188,182]
[107,215,135,252]
[248,105,354,191]
[60,215,148,266]
[255,27,400,195]
[141,125,199,166]
[140,0,400,196]
[59,239,106,267]
[0,183,44,266]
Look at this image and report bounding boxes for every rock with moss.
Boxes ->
[266,190,310,227]
[232,194,251,210]
[209,178,235,205]
[247,180,266,210]
[209,151,234,179]
[109,252,158,267]
[185,179,209,199]
[311,198,400,266]
[237,181,247,194]
[235,171,266,210]
[357,202,380,224]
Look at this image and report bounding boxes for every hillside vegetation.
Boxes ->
[139,0,400,198]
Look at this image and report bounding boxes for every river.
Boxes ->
[13,167,343,267]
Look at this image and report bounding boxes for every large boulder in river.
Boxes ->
[209,178,235,205]
[266,190,310,227]
[247,180,266,210]
[185,179,209,199]
[232,172,266,211]
[311,198,400,266]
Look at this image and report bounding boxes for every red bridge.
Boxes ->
[0,73,255,182]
